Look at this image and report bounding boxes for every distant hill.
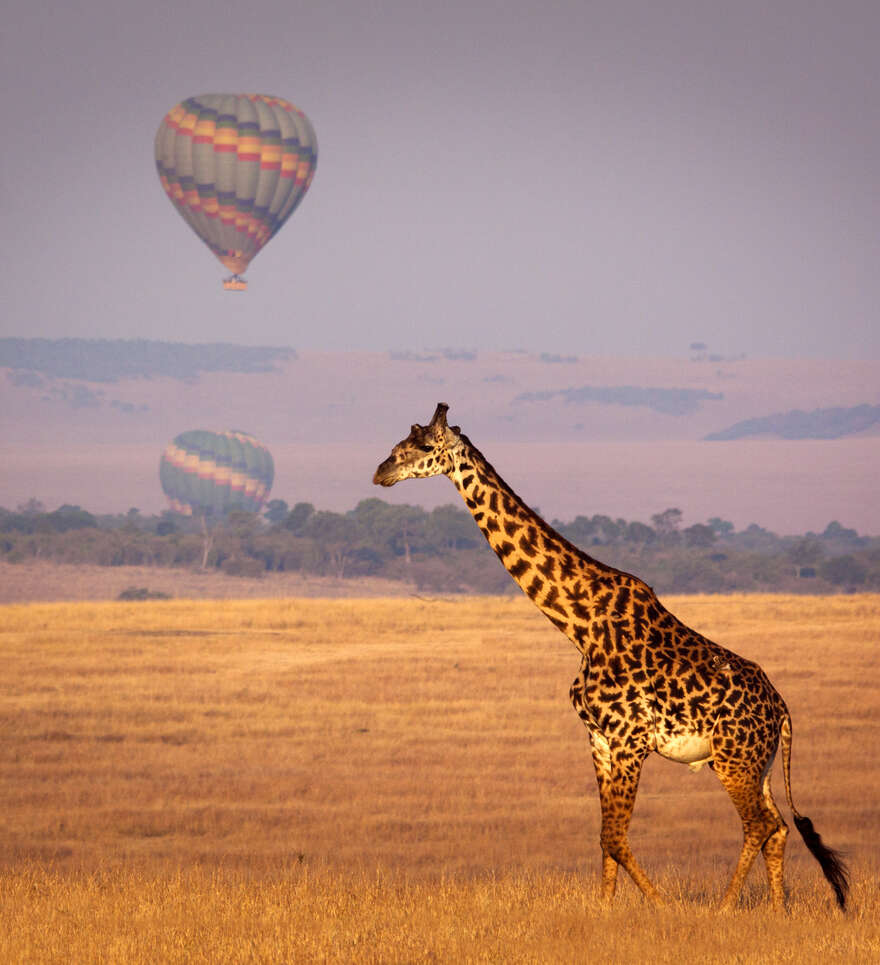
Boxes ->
[0,338,295,383]
[516,385,723,416]
[706,404,880,440]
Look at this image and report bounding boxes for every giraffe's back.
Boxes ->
[573,572,787,765]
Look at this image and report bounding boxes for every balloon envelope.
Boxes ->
[155,94,317,280]
[160,430,274,517]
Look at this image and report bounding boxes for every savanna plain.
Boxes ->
[1,591,878,963]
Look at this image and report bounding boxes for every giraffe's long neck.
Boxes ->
[449,437,632,649]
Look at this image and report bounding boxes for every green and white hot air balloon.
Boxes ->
[159,430,274,518]
[155,93,317,290]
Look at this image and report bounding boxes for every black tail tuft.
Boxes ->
[793,813,850,910]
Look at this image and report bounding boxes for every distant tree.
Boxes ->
[284,502,315,534]
[684,523,716,548]
[263,499,289,525]
[156,512,179,536]
[651,508,683,543]
[348,498,395,548]
[666,554,725,593]
[555,515,599,548]
[788,538,825,568]
[222,510,261,539]
[707,517,735,538]
[47,505,98,532]
[121,508,143,534]
[820,555,868,588]
[303,511,362,578]
[351,499,427,565]
[426,504,479,551]
[736,523,781,552]
[16,498,45,516]
[391,505,428,565]
[624,521,655,545]
[591,515,622,544]
[822,521,860,543]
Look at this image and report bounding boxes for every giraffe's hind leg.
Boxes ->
[760,773,789,909]
[713,759,784,911]
[590,732,664,906]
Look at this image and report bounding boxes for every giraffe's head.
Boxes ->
[373,402,462,487]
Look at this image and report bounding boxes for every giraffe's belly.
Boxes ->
[654,733,712,764]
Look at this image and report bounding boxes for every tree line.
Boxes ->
[1,337,294,382]
[1,498,878,595]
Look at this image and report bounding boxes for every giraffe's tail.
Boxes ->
[780,711,850,910]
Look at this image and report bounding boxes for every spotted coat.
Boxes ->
[374,403,849,910]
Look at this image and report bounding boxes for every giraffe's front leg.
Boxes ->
[572,667,620,899]
[588,730,621,902]
[590,731,665,907]
[572,666,663,906]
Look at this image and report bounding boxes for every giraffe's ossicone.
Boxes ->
[374,403,849,911]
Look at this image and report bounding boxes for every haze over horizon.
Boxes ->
[3,3,879,538]
[2,2,879,358]
[2,345,879,534]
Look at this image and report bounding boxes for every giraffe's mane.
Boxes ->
[459,432,651,590]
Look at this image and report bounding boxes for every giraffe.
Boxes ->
[373,403,849,910]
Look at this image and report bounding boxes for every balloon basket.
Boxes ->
[223,275,248,291]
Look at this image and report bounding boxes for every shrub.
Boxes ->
[820,555,868,588]
[117,587,172,601]
[219,557,265,578]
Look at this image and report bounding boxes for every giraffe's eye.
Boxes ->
[419,445,433,453]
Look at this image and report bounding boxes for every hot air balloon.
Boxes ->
[159,430,274,518]
[155,94,317,290]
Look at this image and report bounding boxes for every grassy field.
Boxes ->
[1,593,878,962]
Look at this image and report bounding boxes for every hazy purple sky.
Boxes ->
[2,1,879,358]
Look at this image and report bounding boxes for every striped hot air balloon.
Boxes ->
[155,94,317,289]
[159,430,274,518]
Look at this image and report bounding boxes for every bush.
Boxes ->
[820,555,868,588]
[409,549,514,594]
[117,587,172,601]
[220,557,265,578]
[662,556,726,594]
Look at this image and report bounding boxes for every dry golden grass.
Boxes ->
[1,593,878,962]
[1,867,878,964]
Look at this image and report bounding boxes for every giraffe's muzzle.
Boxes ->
[373,458,398,487]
